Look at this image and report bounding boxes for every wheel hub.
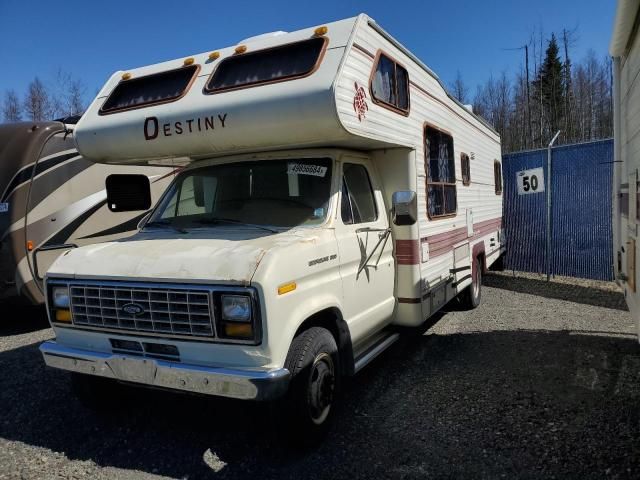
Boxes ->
[308,352,335,425]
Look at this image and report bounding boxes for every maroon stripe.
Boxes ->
[423,217,502,260]
[396,239,420,265]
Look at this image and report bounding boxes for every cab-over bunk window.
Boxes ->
[370,52,410,115]
[425,126,457,218]
[205,37,327,93]
[100,65,199,114]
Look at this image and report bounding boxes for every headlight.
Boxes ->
[52,286,70,308]
[221,295,251,322]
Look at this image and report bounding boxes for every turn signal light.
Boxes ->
[278,282,297,295]
[183,57,195,66]
[121,72,131,80]
[224,323,253,338]
[235,45,247,54]
[314,26,328,36]
[26,240,34,251]
[55,309,72,323]
[208,51,220,60]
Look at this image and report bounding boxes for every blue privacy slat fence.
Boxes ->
[502,139,613,281]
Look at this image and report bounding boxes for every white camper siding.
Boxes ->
[617,17,640,326]
[334,19,502,293]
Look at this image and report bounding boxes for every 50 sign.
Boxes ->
[516,167,545,195]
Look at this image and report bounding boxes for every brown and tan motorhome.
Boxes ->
[0,119,174,304]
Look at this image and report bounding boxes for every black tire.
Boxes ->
[460,256,482,309]
[70,372,130,412]
[277,327,339,445]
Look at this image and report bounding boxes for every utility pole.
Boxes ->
[525,44,532,149]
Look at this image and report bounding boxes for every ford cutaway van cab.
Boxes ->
[40,14,504,437]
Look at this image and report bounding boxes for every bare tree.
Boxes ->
[449,70,469,104]
[51,69,87,117]
[23,77,52,121]
[3,90,22,122]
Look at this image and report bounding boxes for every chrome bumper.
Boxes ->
[39,341,290,401]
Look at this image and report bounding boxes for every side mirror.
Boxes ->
[105,174,151,212]
[392,190,417,226]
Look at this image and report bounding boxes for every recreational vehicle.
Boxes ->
[0,119,173,304]
[611,0,640,341]
[39,14,504,436]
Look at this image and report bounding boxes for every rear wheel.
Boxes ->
[277,327,339,444]
[461,256,482,309]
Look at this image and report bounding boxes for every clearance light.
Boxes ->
[26,240,34,251]
[278,282,297,295]
[224,323,253,338]
[183,57,195,66]
[314,26,328,36]
[208,51,220,60]
[121,72,132,80]
[235,45,247,54]
[55,309,72,323]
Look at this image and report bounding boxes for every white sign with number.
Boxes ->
[516,167,545,195]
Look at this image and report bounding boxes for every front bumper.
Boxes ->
[40,341,290,401]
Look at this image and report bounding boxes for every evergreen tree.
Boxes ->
[532,34,565,141]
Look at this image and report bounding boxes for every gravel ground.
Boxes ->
[0,273,639,479]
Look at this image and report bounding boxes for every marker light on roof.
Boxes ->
[235,45,247,54]
[314,26,328,36]
[121,72,131,80]
[208,51,220,60]
[183,57,195,66]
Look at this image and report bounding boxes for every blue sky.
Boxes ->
[0,0,615,102]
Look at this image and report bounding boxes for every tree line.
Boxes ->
[2,71,87,123]
[450,29,613,153]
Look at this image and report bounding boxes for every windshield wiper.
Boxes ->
[194,217,279,234]
[143,219,188,234]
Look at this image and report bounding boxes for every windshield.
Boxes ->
[148,158,333,230]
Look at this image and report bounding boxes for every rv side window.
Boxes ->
[341,163,378,224]
[100,65,199,114]
[371,52,410,114]
[425,126,457,218]
[205,37,327,93]
[494,160,503,195]
[461,153,471,186]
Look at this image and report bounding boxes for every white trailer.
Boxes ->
[611,0,640,340]
[40,14,504,438]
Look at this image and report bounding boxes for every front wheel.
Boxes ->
[461,256,482,309]
[278,327,339,444]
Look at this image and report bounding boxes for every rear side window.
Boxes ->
[370,52,410,114]
[205,37,326,93]
[461,153,471,186]
[341,163,378,224]
[100,65,199,114]
[494,160,503,195]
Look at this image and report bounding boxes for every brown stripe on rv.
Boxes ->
[395,239,420,265]
[398,297,421,304]
[422,218,503,260]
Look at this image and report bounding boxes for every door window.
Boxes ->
[341,163,378,224]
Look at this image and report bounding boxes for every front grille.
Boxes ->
[69,284,214,337]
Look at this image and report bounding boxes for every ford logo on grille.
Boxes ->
[122,303,145,316]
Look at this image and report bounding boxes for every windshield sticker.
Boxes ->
[287,163,328,177]
[0,203,8,213]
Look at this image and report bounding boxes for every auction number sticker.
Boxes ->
[287,163,328,177]
[516,167,545,195]
[0,203,8,213]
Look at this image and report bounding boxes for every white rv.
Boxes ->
[39,14,504,437]
[0,119,173,304]
[611,0,640,340]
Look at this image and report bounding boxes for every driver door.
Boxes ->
[335,158,395,344]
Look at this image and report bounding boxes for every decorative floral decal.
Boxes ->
[353,82,368,121]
